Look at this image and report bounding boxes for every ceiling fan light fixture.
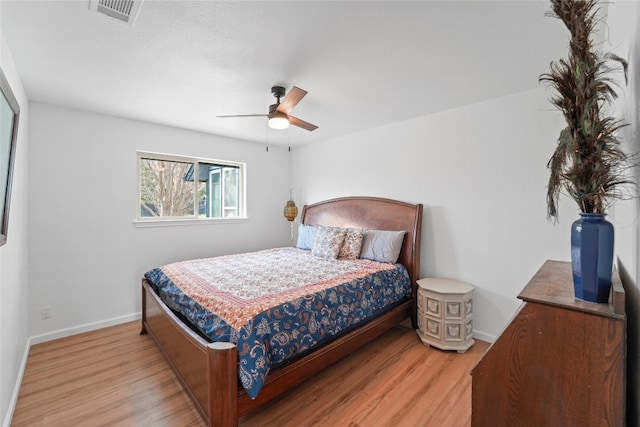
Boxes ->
[268,112,290,130]
[218,85,317,131]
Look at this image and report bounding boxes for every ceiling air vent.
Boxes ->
[89,0,143,26]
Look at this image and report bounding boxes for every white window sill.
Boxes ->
[133,217,249,228]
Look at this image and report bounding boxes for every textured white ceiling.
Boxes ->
[1,1,570,147]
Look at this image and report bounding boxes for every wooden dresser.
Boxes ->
[471,260,626,427]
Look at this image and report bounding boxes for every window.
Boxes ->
[137,152,245,221]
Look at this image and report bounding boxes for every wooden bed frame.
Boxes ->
[141,196,423,427]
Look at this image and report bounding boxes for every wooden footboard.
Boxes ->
[142,280,237,426]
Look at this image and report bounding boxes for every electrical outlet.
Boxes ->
[40,306,52,320]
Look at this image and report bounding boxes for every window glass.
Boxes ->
[138,153,244,220]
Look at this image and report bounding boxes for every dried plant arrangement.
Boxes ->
[539,0,635,221]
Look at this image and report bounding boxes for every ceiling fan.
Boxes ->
[217,86,318,131]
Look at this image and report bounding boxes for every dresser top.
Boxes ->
[518,260,625,320]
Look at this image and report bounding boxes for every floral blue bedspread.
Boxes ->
[144,247,411,399]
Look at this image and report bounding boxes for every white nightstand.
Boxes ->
[416,278,474,353]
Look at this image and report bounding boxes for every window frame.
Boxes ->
[134,151,247,227]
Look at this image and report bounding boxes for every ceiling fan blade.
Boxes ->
[276,86,307,114]
[217,114,268,118]
[289,115,318,131]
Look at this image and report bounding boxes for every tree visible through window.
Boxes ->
[138,153,244,220]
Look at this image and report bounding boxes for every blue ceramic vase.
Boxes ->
[570,213,614,303]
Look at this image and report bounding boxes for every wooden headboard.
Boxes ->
[301,196,423,288]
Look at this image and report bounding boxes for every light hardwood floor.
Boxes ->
[12,321,488,427]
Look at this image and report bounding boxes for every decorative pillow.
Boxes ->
[311,226,347,259]
[338,228,365,260]
[359,229,406,263]
[296,224,316,250]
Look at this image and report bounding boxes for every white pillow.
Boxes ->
[359,229,405,263]
[296,224,316,250]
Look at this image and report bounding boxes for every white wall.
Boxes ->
[292,87,576,341]
[28,103,292,338]
[607,0,640,283]
[0,36,29,425]
[606,2,640,425]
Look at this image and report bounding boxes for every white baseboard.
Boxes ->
[472,329,496,344]
[29,312,142,345]
[2,338,31,427]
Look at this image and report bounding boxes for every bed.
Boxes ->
[141,196,423,427]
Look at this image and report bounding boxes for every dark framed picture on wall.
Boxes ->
[0,67,20,246]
